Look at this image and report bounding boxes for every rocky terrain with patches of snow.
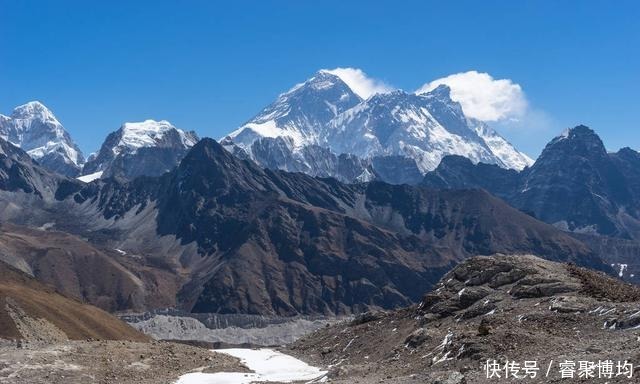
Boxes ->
[289,254,640,383]
[0,101,84,177]
[81,119,198,181]
[221,70,532,184]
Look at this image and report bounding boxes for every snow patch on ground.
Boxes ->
[174,348,327,384]
[77,171,103,183]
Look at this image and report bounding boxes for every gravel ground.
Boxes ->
[0,339,247,384]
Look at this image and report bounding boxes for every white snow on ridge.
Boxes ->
[469,119,534,170]
[174,348,327,384]
[115,120,196,155]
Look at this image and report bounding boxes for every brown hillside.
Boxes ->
[0,261,148,342]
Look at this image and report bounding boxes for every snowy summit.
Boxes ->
[0,101,85,177]
[80,119,198,181]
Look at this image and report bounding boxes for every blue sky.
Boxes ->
[1,0,638,158]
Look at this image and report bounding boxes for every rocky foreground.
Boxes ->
[289,254,640,383]
[0,340,246,384]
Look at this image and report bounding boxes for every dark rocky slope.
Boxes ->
[57,139,606,315]
[423,125,640,240]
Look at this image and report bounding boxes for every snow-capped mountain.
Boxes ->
[328,85,531,173]
[221,71,533,184]
[0,101,85,177]
[221,71,376,182]
[225,70,362,153]
[81,119,198,181]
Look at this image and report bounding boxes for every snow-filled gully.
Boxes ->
[175,348,327,384]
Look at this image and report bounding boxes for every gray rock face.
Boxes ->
[0,101,84,177]
[0,137,62,199]
[81,120,198,181]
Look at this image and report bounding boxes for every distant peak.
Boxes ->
[555,125,599,142]
[318,67,393,99]
[422,84,452,100]
[11,101,58,122]
[112,119,196,154]
[281,70,349,96]
[15,100,48,110]
[542,125,607,158]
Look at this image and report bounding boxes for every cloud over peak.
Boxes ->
[416,71,528,122]
[321,67,394,99]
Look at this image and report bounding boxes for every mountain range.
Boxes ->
[221,71,532,184]
[2,70,532,186]
[0,133,604,315]
[2,71,640,318]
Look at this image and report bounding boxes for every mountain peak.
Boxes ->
[224,71,362,152]
[0,101,84,176]
[283,70,352,97]
[423,84,452,100]
[559,125,597,139]
[186,137,225,158]
[223,70,532,181]
[81,119,198,180]
[551,125,604,150]
[114,119,197,155]
[11,101,59,123]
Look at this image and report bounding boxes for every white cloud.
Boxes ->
[416,71,528,122]
[321,67,394,99]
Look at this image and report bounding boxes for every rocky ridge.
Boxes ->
[290,254,640,383]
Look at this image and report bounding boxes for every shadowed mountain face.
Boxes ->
[423,126,640,240]
[0,138,62,200]
[0,136,609,316]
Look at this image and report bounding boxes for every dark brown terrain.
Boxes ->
[0,222,180,312]
[58,139,609,316]
[0,259,251,384]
